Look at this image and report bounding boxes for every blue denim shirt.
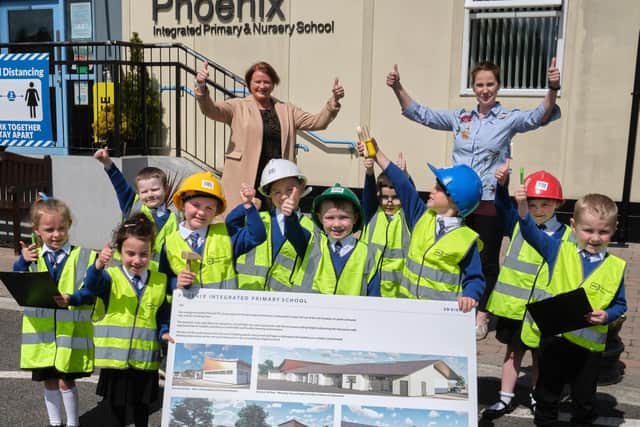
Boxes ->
[402,101,561,200]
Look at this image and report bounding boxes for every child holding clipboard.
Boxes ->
[15,196,96,427]
[514,185,627,426]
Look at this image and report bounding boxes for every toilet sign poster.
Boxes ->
[0,53,54,147]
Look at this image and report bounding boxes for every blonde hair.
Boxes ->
[573,194,617,227]
[30,198,72,228]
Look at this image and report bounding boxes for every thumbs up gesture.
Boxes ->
[547,57,561,90]
[196,61,209,90]
[239,183,257,208]
[281,186,301,217]
[19,240,38,263]
[96,241,113,270]
[330,78,345,109]
[495,158,511,186]
[386,64,401,90]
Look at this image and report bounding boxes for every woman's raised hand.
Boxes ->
[330,78,345,109]
[547,57,561,90]
[196,62,210,89]
[386,64,401,90]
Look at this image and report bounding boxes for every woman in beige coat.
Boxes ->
[195,61,344,210]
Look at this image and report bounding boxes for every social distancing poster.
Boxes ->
[0,53,53,147]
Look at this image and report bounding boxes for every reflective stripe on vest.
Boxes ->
[363,209,410,297]
[93,268,166,370]
[294,233,370,295]
[521,243,625,351]
[237,213,315,291]
[94,347,159,366]
[488,224,572,319]
[165,223,237,289]
[21,247,95,372]
[400,210,478,300]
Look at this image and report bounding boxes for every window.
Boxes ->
[461,0,566,95]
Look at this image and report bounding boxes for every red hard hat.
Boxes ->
[525,171,563,201]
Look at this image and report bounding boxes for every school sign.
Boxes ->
[0,53,54,148]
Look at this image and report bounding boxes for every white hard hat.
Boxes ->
[258,159,311,197]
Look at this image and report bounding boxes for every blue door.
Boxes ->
[0,0,67,155]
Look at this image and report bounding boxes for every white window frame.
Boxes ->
[460,0,568,96]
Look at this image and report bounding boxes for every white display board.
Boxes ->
[162,289,478,427]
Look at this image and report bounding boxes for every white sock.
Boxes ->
[488,391,514,410]
[43,388,63,426]
[61,386,80,426]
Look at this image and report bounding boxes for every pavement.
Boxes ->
[0,244,638,426]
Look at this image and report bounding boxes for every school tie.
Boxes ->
[333,241,343,255]
[132,275,143,296]
[152,206,167,218]
[436,218,446,239]
[537,223,547,230]
[188,232,201,252]
[580,250,599,263]
[47,250,64,272]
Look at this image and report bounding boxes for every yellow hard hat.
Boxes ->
[173,171,226,213]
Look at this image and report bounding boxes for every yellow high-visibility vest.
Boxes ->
[93,267,167,370]
[236,212,315,291]
[361,209,410,297]
[400,210,480,300]
[20,247,95,373]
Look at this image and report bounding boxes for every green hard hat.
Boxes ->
[311,183,364,232]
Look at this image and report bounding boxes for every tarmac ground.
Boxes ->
[0,244,638,426]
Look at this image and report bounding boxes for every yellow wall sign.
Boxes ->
[92,82,114,143]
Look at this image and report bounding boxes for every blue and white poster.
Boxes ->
[0,53,54,147]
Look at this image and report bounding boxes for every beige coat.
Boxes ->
[195,90,340,210]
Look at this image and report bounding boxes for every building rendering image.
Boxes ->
[266,358,464,397]
[202,356,251,385]
[172,344,253,388]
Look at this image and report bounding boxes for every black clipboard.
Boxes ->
[0,271,61,309]
[526,287,593,337]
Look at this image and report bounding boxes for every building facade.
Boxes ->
[119,0,640,202]
[1,0,639,201]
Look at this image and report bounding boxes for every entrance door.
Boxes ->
[0,1,65,154]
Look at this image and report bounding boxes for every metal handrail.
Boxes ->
[0,40,354,160]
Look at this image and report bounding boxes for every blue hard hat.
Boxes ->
[427,163,482,218]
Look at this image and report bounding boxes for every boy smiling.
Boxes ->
[515,190,627,426]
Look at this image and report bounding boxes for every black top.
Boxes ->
[255,108,282,188]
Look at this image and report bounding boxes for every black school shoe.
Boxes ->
[482,399,518,419]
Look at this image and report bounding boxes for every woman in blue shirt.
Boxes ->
[386,60,562,339]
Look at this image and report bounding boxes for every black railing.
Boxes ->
[0,41,354,175]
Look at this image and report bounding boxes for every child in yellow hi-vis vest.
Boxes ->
[484,161,572,419]
[515,188,627,426]
[57,213,173,426]
[360,153,412,297]
[16,196,96,427]
[360,136,485,311]
[158,171,266,293]
[227,159,315,291]
[291,183,377,295]
[94,147,178,270]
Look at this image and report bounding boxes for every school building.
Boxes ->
[201,356,251,384]
[267,358,462,396]
[1,0,639,245]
